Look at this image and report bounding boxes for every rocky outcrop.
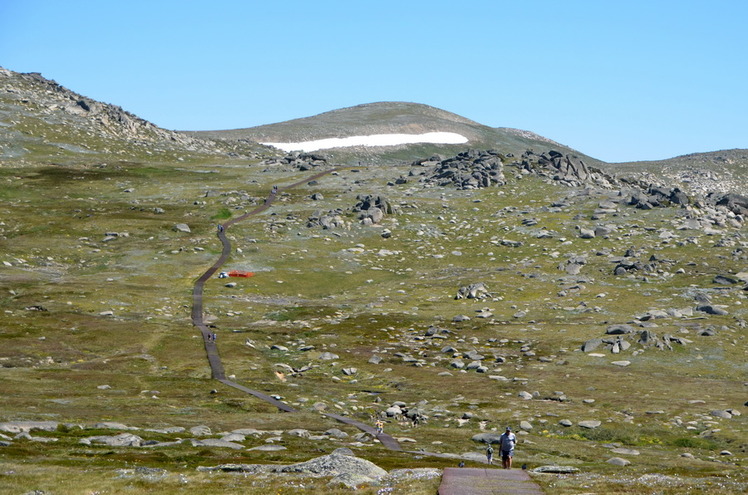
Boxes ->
[0,68,221,153]
[262,152,328,171]
[516,150,614,187]
[708,192,748,216]
[307,209,348,229]
[417,150,505,189]
[627,185,690,209]
[353,194,395,225]
[455,283,491,300]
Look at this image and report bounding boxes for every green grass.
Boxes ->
[0,89,746,492]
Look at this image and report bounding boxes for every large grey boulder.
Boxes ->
[287,428,311,438]
[190,425,212,436]
[471,432,502,444]
[81,433,144,447]
[0,421,58,433]
[328,472,378,489]
[279,452,387,479]
[606,324,635,335]
[190,438,244,450]
[581,338,603,352]
[696,304,729,315]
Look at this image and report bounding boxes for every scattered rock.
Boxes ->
[611,448,640,456]
[190,438,245,450]
[81,433,143,447]
[0,421,58,433]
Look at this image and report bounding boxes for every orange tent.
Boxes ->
[227,270,254,278]
[219,270,255,278]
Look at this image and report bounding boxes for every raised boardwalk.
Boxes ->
[438,468,544,495]
[190,168,401,451]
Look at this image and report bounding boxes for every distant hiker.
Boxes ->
[272,185,278,194]
[217,224,223,232]
[499,426,517,469]
[212,332,217,342]
[375,420,384,434]
[486,444,494,465]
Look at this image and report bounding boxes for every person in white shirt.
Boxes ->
[499,426,517,469]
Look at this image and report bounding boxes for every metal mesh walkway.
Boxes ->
[438,468,544,495]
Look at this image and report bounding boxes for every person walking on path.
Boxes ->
[375,420,384,435]
[486,444,494,465]
[499,426,517,469]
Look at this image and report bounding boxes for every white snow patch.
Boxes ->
[262,132,468,152]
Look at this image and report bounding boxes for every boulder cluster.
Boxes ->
[262,152,328,171]
[352,194,396,225]
[306,194,397,230]
[307,209,347,230]
[515,150,614,187]
[415,150,505,190]
[628,185,689,209]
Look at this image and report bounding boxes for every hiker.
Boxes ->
[375,420,384,434]
[212,332,217,342]
[486,444,494,465]
[499,426,517,469]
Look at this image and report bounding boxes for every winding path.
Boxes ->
[190,167,401,450]
[190,167,545,492]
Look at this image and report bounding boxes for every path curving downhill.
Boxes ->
[190,167,401,449]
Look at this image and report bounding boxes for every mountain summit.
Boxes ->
[187,101,585,164]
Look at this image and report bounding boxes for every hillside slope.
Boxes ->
[0,67,265,166]
[605,149,748,196]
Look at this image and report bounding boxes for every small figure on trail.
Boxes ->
[499,426,517,469]
[272,185,278,194]
[217,224,224,232]
[375,419,384,434]
[212,332,217,342]
[486,444,494,465]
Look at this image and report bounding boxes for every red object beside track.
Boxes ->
[227,270,254,278]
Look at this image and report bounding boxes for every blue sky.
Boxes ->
[1,0,746,162]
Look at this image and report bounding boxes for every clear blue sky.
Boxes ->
[1,0,746,162]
